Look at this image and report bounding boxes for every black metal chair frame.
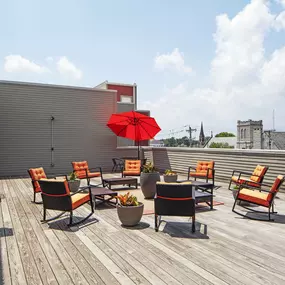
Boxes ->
[39,180,94,227]
[232,177,284,221]
[187,165,215,185]
[111,158,124,173]
[228,166,269,191]
[154,183,196,233]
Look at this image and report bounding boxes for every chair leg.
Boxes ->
[155,214,158,232]
[33,192,36,203]
[192,215,195,233]
[69,211,73,225]
[42,207,46,222]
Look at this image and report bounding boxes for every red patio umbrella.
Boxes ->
[107,110,161,158]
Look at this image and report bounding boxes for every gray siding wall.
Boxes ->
[142,147,285,191]
[0,81,136,177]
[116,102,135,147]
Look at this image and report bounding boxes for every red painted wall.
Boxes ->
[107,84,134,102]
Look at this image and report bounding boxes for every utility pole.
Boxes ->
[185,125,197,147]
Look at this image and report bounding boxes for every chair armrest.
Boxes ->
[89,167,102,172]
[232,170,253,176]
[242,180,271,188]
[70,187,90,196]
[188,166,196,172]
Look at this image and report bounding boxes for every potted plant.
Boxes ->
[116,192,144,226]
[67,172,80,192]
[140,162,161,199]
[163,169,178,182]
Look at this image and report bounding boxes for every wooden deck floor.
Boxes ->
[1,177,285,285]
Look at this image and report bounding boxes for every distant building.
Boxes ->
[199,122,205,146]
[204,137,237,149]
[237,120,263,149]
[236,119,285,150]
[150,139,164,147]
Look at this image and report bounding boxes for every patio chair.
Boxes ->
[228,165,268,191]
[111,158,124,172]
[188,161,215,185]
[71,161,104,187]
[28,167,51,203]
[122,160,141,177]
[155,182,195,232]
[38,179,94,226]
[232,175,284,221]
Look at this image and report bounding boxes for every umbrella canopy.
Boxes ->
[107,111,161,157]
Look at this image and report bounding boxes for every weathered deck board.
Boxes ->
[1,177,285,285]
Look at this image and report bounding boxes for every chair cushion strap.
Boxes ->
[157,195,193,201]
[42,193,69,197]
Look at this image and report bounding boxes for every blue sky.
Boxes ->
[1,0,285,138]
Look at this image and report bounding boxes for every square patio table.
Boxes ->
[177,180,214,209]
[103,177,138,190]
[90,187,118,206]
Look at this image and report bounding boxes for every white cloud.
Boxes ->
[45,56,54,62]
[142,0,285,136]
[273,11,285,31]
[276,0,285,7]
[4,55,49,74]
[154,48,193,74]
[56,56,82,80]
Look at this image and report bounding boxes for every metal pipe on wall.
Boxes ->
[51,116,55,166]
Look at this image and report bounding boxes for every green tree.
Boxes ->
[215,132,235,137]
[209,142,234,148]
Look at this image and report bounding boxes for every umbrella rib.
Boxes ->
[137,120,156,140]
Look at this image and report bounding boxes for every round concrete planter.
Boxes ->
[68,180,80,192]
[140,172,161,199]
[117,202,144,226]
[163,174,178,183]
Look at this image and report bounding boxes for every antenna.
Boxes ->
[273,109,275,131]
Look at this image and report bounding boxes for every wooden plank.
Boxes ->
[17,178,120,285]
[84,207,210,285]
[12,179,73,285]
[75,207,178,285]
[0,180,12,285]
[3,179,43,285]
[1,179,27,285]
[100,209,226,285]
[9,180,58,285]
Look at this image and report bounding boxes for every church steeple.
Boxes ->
[199,122,205,146]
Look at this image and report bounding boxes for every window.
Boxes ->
[120,95,133,103]
[244,129,246,139]
[241,129,243,139]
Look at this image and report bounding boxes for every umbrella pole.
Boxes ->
[137,140,140,159]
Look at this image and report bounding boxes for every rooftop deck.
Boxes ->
[1,177,285,285]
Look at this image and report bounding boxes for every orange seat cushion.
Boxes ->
[71,193,90,210]
[238,188,270,207]
[123,170,141,176]
[231,176,260,187]
[189,172,213,178]
[29,167,47,192]
[76,172,101,179]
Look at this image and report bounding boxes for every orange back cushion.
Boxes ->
[270,175,284,193]
[250,165,267,182]
[125,160,141,172]
[196,161,214,177]
[72,161,89,176]
[29,167,47,191]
